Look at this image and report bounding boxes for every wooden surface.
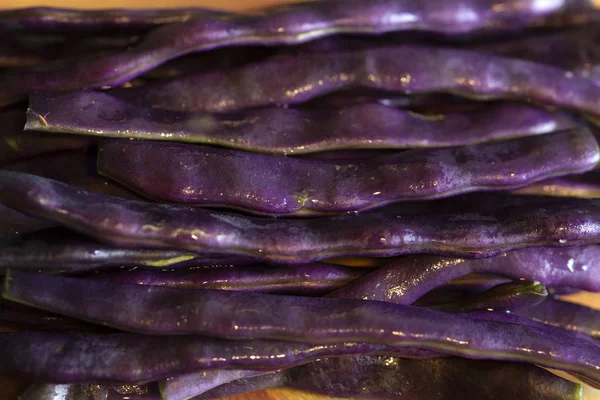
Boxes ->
[0,0,599,398]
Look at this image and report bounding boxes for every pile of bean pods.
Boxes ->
[2,1,600,399]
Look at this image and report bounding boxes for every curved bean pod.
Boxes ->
[20,382,160,400]
[4,271,600,386]
[516,298,600,339]
[26,90,576,153]
[0,0,592,105]
[5,172,600,262]
[86,263,370,295]
[97,129,599,214]
[94,46,600,117]
[330,246,600,304]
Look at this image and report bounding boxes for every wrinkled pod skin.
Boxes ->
[7,172,600,262]
[0,0,595,105]
[27,90,577,153]
[4,271,600,388]
[84,46,600,119]
[94,129,600,215]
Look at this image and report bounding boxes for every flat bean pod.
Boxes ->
[26,91,576,153]
[93,46,600,118]
[97,129,599,214]
[5,172,600,262]
[4,271,600,386]
[414,274,512,306]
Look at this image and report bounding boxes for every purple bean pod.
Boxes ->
[516,297,600,339]
[513,169,600,198]
[197,356,583,400]
[428,280,548,313]
[85,263,370,295]
[4,271,600,387]
[0,7,224,33]
[89,46,600,117]
[330,246,600,304]
[1,0,595,105]
[95,128,599,214]
[414,273,512,306]
[0,109,90,168]
[5,172,600,262]
[26,90,577,153]
[0,229,239,271]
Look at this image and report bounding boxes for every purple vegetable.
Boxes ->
[1,0,594,105]
[513,169,600,198]
[0,7,224,33]
[0,229,237,271]
[414,273,512,306]
[330,246,600,304]
[4,271,600,387]
[5,172,600,262]
[86,263,370,295]
[96,128,599,214]
[516,297,600,339]
[26,90,576,153]
[90,46,600,117]
[429,280,548,313]
[0,109,90,167]
[197,356,583,400]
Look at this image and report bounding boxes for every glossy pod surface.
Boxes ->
[97,129,599,214]
[4,271,600,387]
[86,263,370,295]
[98,46,600,118]
[6,172,600,262]
[1,0,594,105]
[330,246,600,304]
[27,91,577,153]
